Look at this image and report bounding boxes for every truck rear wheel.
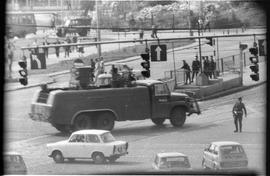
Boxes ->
[96,113,115,131]
[170,108,186,127]
[74,114,92,131]
[151,118,165,126]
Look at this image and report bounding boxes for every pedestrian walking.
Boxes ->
[232,97,247,132]
[65,36,71,58]
[99,57,105,74]
[139,28,144,40]
[203,56,210,78]
[181,60,191,84]
[209,56,217,79]
[72,35,78,52]
[55,39,61,58]
[191,56,200,82]
[151,25,158,38]
[43,38,49,59]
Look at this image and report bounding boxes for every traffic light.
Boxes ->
[74,66,92,89]
[249,47,258,55]
[206,37,214,46]
[140,53,150,78]
[18,60,28,86]
[249,49,259,81]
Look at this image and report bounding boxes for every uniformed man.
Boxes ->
[232,97,247,132]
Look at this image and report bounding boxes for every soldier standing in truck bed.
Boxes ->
[232,97,247,133]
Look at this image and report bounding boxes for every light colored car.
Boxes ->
[202,141,248,170]
[152,152,192,171]
[47,130,128,164]
[4,152,27,174]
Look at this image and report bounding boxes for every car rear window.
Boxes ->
[220,145,245,155]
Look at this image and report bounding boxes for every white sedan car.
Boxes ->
[47,130,128,164]
[202,141,248,170]
[153,152,192,171]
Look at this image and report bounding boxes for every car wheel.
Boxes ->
[74,114,92,131]
[151,118,166,126]
[53,151,64,163]
[108,156,118,163]
[96,113,115,130]
[170,108,186,127]
[92,152,106,164]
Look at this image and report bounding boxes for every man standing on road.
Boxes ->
[232,97,247,133]
[181,60,191,85]
[191,56,200,82]
[151,25,158,38]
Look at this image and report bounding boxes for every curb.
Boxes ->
[197,81,266,101]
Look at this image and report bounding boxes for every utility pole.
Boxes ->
[239,42,244,86]
[96,0,102,58]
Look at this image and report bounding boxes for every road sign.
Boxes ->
[150,45,167,61]
[30,53,46,69]
[258,39,266,56]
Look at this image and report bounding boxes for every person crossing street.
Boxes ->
[232,97,247,133]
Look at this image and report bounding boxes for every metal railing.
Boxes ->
[163,51,266,85]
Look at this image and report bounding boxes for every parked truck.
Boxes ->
[29,80,200,133]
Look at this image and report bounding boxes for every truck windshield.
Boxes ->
[100,132,115,143]
[154,84,170,96]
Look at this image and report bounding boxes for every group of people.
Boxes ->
[181,55,217,84]
[35,35,83,59]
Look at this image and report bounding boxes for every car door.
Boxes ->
[65,134,86,158]
[85,134,102,157]
[152,83,171,118]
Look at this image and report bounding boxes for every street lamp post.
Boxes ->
[196,19,209,86]
[198,20,203,72]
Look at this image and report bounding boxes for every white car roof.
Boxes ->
[156,152,187,158]
[211,141,241,147]
[72,130,109,135]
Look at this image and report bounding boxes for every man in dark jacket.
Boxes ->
[181,60,191,84]
[191,56,200,82]
[232,97,247,132]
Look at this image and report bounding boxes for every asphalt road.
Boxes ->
[4,83,266,174]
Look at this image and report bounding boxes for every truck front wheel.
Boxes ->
[151,118,165,126]
[170,108,186,127]
[96,113,115,131]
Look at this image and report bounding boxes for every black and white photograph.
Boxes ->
[3,0,267,175]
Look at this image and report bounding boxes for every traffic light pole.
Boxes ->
[239,42,243,86]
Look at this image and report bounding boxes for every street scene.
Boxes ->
[4,0,267,175]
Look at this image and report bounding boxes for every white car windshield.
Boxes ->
[100,132,115,143]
